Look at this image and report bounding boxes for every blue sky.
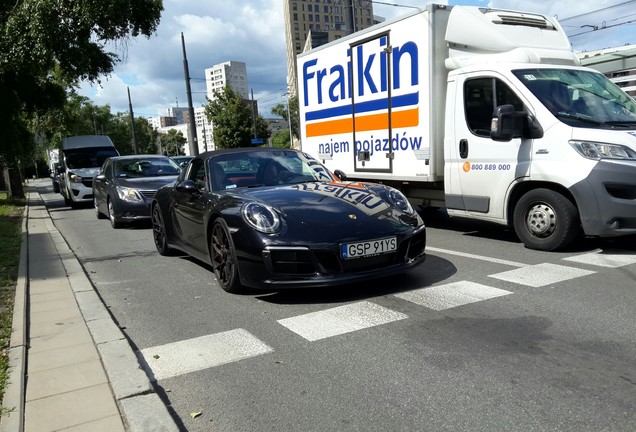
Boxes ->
[77,0,636,118]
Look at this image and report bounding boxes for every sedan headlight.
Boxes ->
[69,173,83,183]
[116,186,143,202]
[242,202,280,233]
[386,189,415,215]
[570,140,636,160]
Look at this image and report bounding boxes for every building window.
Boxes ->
[308,14,313,21]
[292,3,297,11]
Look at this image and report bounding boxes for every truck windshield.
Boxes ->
[513,68,636,127]
[65,147,119,169]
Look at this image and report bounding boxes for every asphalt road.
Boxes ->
[38,182,636,432]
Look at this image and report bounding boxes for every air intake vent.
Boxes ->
[487,11,555,30]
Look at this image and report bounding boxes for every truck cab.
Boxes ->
[59,135,119,208]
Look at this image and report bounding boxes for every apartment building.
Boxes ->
[205,60,249,101]
[284,0,375,96]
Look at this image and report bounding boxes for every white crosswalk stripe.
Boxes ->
[140,329,273,380]
[395,281,512,311]
[563,251,636,268]
[489,263,595,287]
[277,301,408,341]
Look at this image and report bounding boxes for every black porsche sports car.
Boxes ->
[151,148,426,293]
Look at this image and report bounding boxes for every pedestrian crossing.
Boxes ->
[138,249,636,381]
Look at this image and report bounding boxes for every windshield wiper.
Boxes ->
[555,113,603,124]
[602,120,636,128]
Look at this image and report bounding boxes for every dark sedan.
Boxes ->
[93,155,180,228]
[151,148,426,293]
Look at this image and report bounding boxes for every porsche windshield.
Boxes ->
[513,68,636,128]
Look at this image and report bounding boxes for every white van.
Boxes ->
[59,135,119,208]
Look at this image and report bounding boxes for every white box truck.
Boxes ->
[297,4,636,251]
[59,135,119,208]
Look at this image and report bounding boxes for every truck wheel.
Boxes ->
[513,189,580,251]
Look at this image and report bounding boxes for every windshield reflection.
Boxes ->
[514,68,636,127]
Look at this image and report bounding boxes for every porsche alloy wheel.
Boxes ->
[210,219,242,293]
[151,204,174,256]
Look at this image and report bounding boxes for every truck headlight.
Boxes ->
[116,186,143,202]
[69,173,83,183]
[570,140,636,160]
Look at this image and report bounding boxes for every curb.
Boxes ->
[1,185,180,432]
[0,200,29,432]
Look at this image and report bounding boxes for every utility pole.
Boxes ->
[181,32,198,156]
[127,86,137,154]
[285,92,293,148]
[345,0,356,34]
[251,88,257,139]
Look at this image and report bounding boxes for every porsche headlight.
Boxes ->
[116,186,143,202]
[386,189,415,215]
[570,140,636,160]
[242,202,280,233]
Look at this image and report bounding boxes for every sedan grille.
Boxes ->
[81,178,93,188]
[139,190,156,199]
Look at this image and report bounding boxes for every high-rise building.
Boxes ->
[284,0,375,97]
[205,61,249,101]
[167,106,190,124]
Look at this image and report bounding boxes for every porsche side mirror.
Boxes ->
[176,179,199,194]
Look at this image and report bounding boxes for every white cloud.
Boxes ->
[77,0,633,118]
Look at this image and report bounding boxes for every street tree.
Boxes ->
[204,86,271,149]
[0,0,163,196]
[271,95,300,142]
[159,129,187,156]
[271,130,291,148]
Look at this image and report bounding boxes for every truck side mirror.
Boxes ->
[333,169,347,181]
[490,105,543,142]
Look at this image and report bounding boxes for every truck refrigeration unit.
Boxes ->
[297,4,636,251]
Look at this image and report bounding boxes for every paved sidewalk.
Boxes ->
[1,183,180,431]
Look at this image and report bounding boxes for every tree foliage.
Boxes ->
[271,130,291,148]
[159,129,187,156]
[204,86,271,149]
[271,95,300,141]
[0,0,163,195]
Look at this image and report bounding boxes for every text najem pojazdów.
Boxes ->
[317,132,425,157]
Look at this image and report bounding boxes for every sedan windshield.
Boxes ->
[114,158,180,178]
[208,150,334,191]
[513,68,636,127]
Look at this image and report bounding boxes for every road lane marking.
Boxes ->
[140,329,273,380]
[395,281,512,311]
[426,247,527,268]
[277,301,408,341]
[563,251,636,268]
[489,263,595,287]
